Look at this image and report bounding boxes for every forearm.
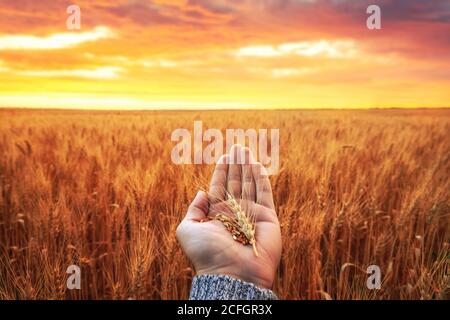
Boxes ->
[189,274,278,300]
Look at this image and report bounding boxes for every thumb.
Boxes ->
[185,190,209,221]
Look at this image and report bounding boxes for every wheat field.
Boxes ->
[0,108,449,300]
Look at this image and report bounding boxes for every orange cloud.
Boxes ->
[235,40,357,58]
[0,26,114,50]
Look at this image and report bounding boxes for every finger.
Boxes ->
[241,147,256,202]
[185,191,209,221]
[227,144,242,199]
[209,154,229,203]
[252,162,275,210]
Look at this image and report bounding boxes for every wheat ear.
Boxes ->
[214,192,259,257]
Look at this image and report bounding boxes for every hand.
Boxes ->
[176,144,282,289]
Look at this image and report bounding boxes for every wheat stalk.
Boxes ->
[190,172,260,257]
[210,192,259,257]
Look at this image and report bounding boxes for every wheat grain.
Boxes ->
[214,193,259,257]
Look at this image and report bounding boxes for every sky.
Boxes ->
[0,0,449,109]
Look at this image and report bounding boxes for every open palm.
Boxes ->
[176,144,282,289]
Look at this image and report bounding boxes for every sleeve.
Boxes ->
[189,274,278,300]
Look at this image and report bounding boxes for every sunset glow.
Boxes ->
[0,0,449,109]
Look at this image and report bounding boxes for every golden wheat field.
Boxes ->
[0,108,449,300]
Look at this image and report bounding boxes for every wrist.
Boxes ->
[196,268,274,290]
[190,274,278,300]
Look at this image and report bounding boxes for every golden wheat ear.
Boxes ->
[214,191,259,257]
[188,173,259,257]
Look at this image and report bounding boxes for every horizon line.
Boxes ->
[1,106,450,112]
